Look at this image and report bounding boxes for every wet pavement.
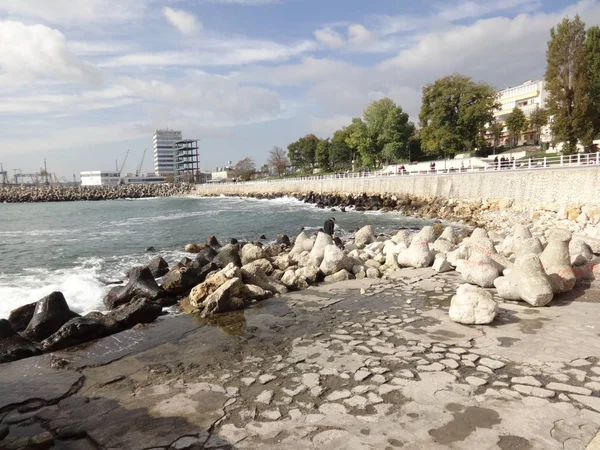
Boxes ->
[1,269,600,449]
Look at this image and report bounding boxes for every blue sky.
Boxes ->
[0,0,597,178]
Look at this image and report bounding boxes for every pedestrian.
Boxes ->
[494,156,498,170]
[323,217,335,236]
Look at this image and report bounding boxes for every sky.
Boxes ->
[0,0,598,178]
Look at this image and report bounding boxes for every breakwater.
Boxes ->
[195,166,600,208]
[0,183,194,203]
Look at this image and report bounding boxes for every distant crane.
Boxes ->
[0,163,7,184]
[136,149,147,177]
[116,149,130,176]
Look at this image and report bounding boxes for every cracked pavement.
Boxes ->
[1,269,600,449]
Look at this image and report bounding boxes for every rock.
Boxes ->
[259,234,267,240]
[295,265,322,284]
[392,230,411,246]
[456,240,502,288]
[246,284,272,301]
[241,267,287,295]
[354,225,376,248]
[447,245,470,267]
[281,270,309,291]
[241,244,266,266]
[514,224,533,239]
[242,259,273,276]
[202,278,251,316]
[161,263,217,295]
[273,253,293,271]
[263,243,286,258]
[194,246,218,267]
[213,244,242,269]
[512,237,544,257]
[307,232,334,267]
[410,226,438,245]
[105,297,162,330]
[494,254,554,307]
[85,311,121,334]
[366,267,380,279]
[8,302,36,332]
[319,245,353,276]
[189,263,241,307]
[206,235,221,249]
[23,292,80,341]
[290,231,310,256]
[177,257,193,269]
[324,269,354,283]
[0,319,41,363]
[277,234,292,247]
[104,267,166,310]
[432,238,457,255]
[184,243,205,253]
[433,258,453,273]
[147,256,169,278]
[570,239,594,266]
[449,284,498,325]
[41,317,107,352]
[440,227,458,244]
[539,229,576,294]
[397,241,434,268]
[145,246,156,252]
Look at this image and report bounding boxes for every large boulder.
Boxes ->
[295,266,322,284]
[494,254,554,307]
[241,244,266,266]
[8,302,36,332]
[263,243,286,258]
[324,269,354,283]
[433,257,453,273]
[512,237,544,257]
[105,298,162,330]
[354,226,376,249]
[319,245,353,276]
[0,319,41,363]
[456,239,503,288]
[104,267,165,310]
[307,232,334,267]
[41,317,107,352]
[189,263,240,307]
[432,238,457,255]
[290,231,311,256]
[242,259,273,276]
[281,270,309,291]
[23,292,80,341]
[206,235,222,250]
[397,241,434,268]
[540,229,576,294]
[161,263,217,295]
[85,311,121,334]
[392,230,411,247]
[213,244,242,269]
[147,256,169,278]
[410,226,437,246]
[240,267,287,295]
[570,239,594,266]
[273,253,293,271]
[276,234,292,247]
[246,285,273,301]
[449,284,499,325]
[194,246,218,267]
[202,278,251,316]
[184,243,205,254]
[440,227,458,245]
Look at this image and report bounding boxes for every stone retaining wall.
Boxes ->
[196,167,600,207]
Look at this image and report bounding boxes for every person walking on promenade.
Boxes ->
[324,217,335,236]
[494,156,498,170]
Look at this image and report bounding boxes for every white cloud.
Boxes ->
[310,115,353,138]
[0,0,147,24]
[314,27,344,48]
[348,24,371,44]
[0,21,102,85]
[163,7,202,36]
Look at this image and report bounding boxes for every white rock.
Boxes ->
[433,258,453,273]
[539,229,576,294]
[354,226,376,249]
[241,244,266,266]
[494,254,554,307]
[449,284,498,325]
[290,231,310,256]
[319,245,353,276]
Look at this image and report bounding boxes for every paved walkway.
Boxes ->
[1,270,600,449]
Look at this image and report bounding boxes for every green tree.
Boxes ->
[489,122,504,153]
[545,15,589,154]
[419,74,497,157]
[586,25,600,147]
[330,128,354,170]
[345,118,371,166]
[287,134,320,171]
[505,107,528,147]
[315,139,331,171]
[529,107,549,144]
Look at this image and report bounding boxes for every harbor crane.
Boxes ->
[115,149,130,176]
[136,149,147,177]
[0,163,8,184]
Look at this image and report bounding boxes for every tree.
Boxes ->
[346,98,415,167]
[330,128,354,170]
[232,157,255,181]
[545,15,589,154]
[489,122,504,153]
[505,107,528,147]
[586,25,600,147]
[315,139,331,171]
[529,107,549,144]
[267,146,289,177]
[419,74,498,157]
[287,134,319,172]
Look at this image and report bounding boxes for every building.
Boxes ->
[80,171,121,186]
[173,140,200,183]
[153,129,182,176]
[491,79,549,146]
[123,175,167,184]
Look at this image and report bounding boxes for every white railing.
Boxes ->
[198,152,600,187]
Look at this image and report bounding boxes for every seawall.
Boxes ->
[196,166,600,208]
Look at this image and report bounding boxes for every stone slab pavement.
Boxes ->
[1,271,600,449]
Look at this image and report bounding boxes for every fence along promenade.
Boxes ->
[208,152,600,187]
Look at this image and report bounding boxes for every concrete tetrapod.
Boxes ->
[456,239,503,288]
[494,254,554,307]
[449,284,499,325]
[539,229,576,294]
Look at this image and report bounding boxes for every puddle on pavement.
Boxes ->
[497,337,521,347]
[429,405,501,445]
[497,435,532,450]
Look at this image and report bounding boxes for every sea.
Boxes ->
[0,196,434,319]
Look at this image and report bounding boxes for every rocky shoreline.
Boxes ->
[0,183,194,203]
